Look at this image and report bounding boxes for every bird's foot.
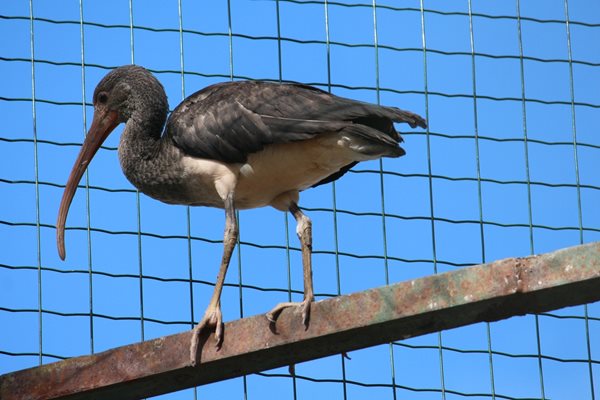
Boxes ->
[189,305,223,366]
[266,295,313,328]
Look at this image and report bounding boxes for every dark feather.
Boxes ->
[312,161,358,188]
[167,80,426,169]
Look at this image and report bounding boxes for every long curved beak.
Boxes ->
[56,107,119,260]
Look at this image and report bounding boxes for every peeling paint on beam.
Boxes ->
[1,242,599,400]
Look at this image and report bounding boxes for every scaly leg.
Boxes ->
[266,203,314,327]
[190,193,238,365]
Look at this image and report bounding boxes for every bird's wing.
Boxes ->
[167,81,426,164]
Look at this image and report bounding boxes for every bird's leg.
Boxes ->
[190,193,238,365]
[266,203,314,327]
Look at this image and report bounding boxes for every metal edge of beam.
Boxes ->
[1,241,599,400]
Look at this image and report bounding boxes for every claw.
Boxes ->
[266,310,279,324]
[214,317,224,346]
[301,299,311,328]
[189,304,223,366]
[267,296,313,329]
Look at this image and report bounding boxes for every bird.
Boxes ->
[56,65,426,365]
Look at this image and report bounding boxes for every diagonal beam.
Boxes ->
[1,241,599,400]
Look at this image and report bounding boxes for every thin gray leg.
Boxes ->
[190,193,238,365]
[266,203,314,326]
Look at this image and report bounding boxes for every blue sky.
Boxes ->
[1,1,599,399]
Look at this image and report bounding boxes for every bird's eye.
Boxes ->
[97,92,108,104]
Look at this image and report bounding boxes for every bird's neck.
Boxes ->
[119,110,165,162]
[118,107,181,198]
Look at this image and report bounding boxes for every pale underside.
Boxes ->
[179,131,375,211]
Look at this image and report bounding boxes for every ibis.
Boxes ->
[56,65,426,364]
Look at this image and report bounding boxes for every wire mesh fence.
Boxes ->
[1,1,599,399]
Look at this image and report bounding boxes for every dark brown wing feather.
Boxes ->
[167,80,426,185]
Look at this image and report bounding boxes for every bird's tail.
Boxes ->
[340,124,405,160]
[386,106,428,129]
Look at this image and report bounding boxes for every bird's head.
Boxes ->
[91,65,167,123]
[56,65,166,260]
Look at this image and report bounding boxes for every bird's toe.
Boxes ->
[266,302,290,323]
[265,311,278,324]
[301,300,311,329]
[190,305,224,364]
[266,297,314,329]
[214,312,224,348]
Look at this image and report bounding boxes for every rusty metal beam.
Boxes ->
[2,242,600,400]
